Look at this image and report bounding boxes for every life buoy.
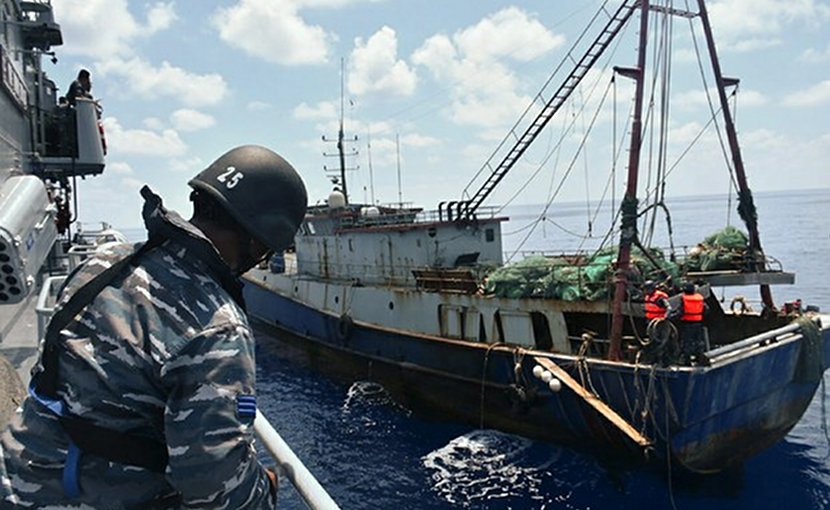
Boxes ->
[336,313,353,341]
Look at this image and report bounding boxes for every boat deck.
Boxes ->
[0,288,39,428]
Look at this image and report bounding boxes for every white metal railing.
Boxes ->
[254,410,341,509]
[35,275,67,341]
[35,276,339,509]
[706,321,804,362]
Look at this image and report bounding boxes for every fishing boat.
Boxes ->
[243,0,830,474]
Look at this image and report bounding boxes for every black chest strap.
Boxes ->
[30,237,168,473]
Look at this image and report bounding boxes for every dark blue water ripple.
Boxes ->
[256,333,830,510]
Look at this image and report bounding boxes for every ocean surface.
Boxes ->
[137,189,830,509]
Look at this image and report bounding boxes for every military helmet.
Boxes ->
[189,145,307,252]
[644,280,656,292]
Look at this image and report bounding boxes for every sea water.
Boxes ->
[251,189,830,509]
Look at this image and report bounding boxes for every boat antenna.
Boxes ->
[322,57,358,203]
[367,130,376,204]
[608,0,650,361]
[696,0,774,310]
[396,133,403,207]
[339,57,347,201]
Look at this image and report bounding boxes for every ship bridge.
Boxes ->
[1,0,106,179]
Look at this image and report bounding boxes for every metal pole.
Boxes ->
[608,0,650,361]
[696,0,773,310]
[338,58,348,204]
[396,133,402,207]
[254,410,341,510]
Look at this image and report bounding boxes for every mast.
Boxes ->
[608,0,650,361]
[696,0,774,310]
[323,58,358,203]
[338,58,348,203]
[395,133,403,207]
[367,131,376,204]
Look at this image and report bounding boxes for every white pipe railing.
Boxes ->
[706,321,803,360]
[254,410,341,510]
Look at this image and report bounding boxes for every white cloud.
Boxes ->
[109,162,134,175]
[454,7,564,63]
[412,7,564,129]
[103,117,187,157]
[247,101,273,111]
[143,117,165,130]
[146,2,177,34]
[121,177,147,191]
[294,101,337,120]
[799,44,830,63]
[400,134,440,147]
[784,80,830,106]
[52,0,176,59]
[95,58,228,107]
[348,27,417,97]
[709,0,830,51]
[170,109,216,132]
[674,87,768,110]
[213,0,332,65]
[169,157,205,174]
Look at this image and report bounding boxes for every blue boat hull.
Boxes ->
[244,280,829,473]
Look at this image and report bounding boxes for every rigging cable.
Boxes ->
[579,87,593,237]
[506,75,617,261]
[488,2,641,257]
[725,85,740,226]
[649,3,675,249]
[500,13,636,259]
[460,0,622,201]
[683,0,738,193]
[494,41,626,218]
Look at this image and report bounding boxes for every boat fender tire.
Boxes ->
[336,313,354,342]
[730,296,749,315]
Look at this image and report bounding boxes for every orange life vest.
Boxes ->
[681,293,704,322]
[645,289,669,320]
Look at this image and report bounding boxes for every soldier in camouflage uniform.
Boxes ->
[0,145,307,508]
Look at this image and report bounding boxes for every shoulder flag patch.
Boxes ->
[237,394,256,422]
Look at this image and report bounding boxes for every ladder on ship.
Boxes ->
[457,0,639,221]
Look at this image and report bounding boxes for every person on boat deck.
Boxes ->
[66,68,93,107]
[0,145,307,509]
[643,280,670,321]
[672,282,710,366]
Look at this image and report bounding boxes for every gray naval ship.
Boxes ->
[0,1,337,507]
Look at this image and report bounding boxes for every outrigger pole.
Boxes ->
[696,0,774,311]
[608,0,650,361]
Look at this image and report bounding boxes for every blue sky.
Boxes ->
[46,0,830,229]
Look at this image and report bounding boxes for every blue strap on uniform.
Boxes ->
[63,441,81,499]
[27,380,65,416]
[28,381,82,498]
[62,441,82,498]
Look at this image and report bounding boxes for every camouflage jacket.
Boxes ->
[0,187,275,509]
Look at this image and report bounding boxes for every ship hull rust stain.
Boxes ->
[245,279,830,473]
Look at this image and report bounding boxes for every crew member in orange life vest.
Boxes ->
[673,282,710,366]
[643,280,670,320]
